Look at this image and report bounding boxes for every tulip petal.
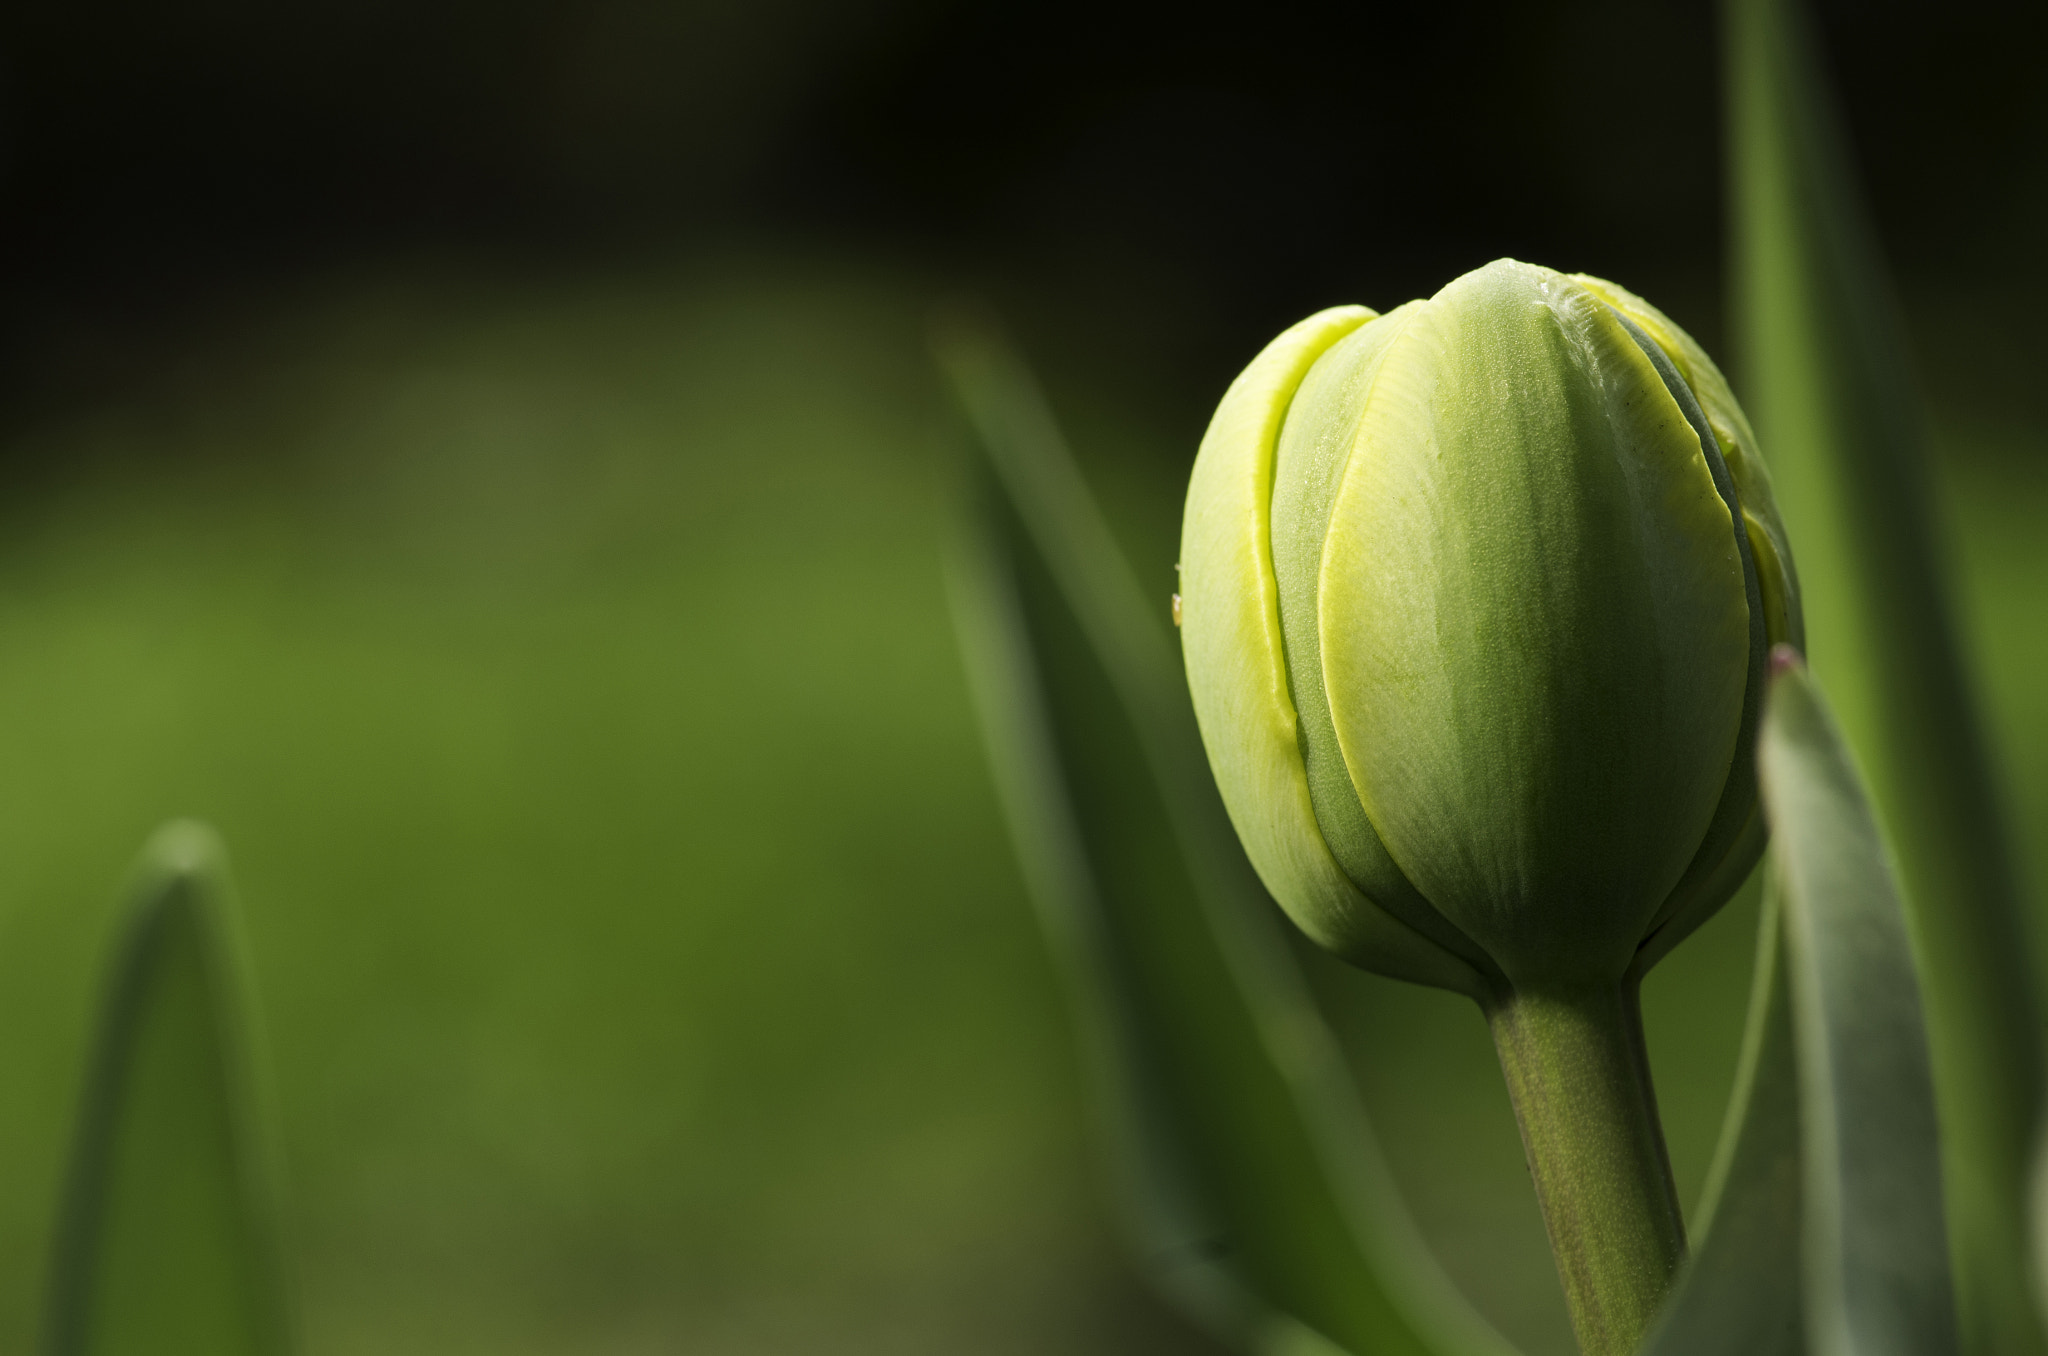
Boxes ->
[1607,308,1769,969]
[1182,307,1487,991]
[1270,305,1498,976]
[1322,261,1750,984]
[1571,273,1803,654]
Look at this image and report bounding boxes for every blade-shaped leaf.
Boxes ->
[1643,658,1957,1356]
[1761,660,1956,1356]
[2033,1131,2048,1327]
[1641,882,1802,1356]
[936,312,1513,1356]
[1727,3,2043,1350]
[44,821,294,1356]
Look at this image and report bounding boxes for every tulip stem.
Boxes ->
[1487,981,1686,1356]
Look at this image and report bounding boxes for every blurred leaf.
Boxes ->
[1642,883,1802,1356]
[1727,2,2044,1352]
[935,312,1513,1356]
[2033,1128,2048,1328]
[1761,662,1957,1356]
[44,822,293,1356]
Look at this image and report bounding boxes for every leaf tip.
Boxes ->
[138,819,229,881]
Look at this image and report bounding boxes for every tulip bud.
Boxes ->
[1179,259,1801,996]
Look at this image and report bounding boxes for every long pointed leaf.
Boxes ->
[1644,658,1958,1356]
[44,822,294,1356]
[1642,883,1802,1356]
[1727,4,2043,1350]
[945,469,1257,1341]
[936,313,1513,1356]
[1761,661,1956,1356]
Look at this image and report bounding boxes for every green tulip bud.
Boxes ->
[1180,259,1805,1352]
[1179,258,1802,996]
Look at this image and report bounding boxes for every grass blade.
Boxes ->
[1727,3,2044,1350]
[44,822,293,1356]
[936,311,1513,1356]
[1760,660,1956,1356]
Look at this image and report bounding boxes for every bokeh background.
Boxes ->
[1,2,2044,1353]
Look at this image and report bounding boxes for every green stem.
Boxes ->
[1487,981,1686,1356]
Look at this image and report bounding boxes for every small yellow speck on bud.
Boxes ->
[1171,593,1183,627]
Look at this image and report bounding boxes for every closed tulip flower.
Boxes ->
[1177,259,1801,1356]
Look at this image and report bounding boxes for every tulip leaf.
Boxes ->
[1727,3,2044,1351]
[44,822,294,1356]
[1640,883,1803,1356]
[1645,661,1957,1356]
[1762,661,1956,1356]
[935,313,1513,1356]
[2033,1137,2048,1329]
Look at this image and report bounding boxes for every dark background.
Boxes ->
[7,0,2044,431]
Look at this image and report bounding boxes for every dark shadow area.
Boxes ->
[4,0,2042,444]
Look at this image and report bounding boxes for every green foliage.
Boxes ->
[1759,662,1955,1356]
[0,267,1124,1356]
[1171,254,1815,1355]
[935,314,1510,1356]
[1644,659,1964,1356]
[44,823,292,1356]
[0,0,2037,1329]
[1640,894,1801,1356]
[941,305,1965,1356]
[1727,2,2046,1349]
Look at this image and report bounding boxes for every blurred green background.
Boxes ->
[0,2,2042,1354]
